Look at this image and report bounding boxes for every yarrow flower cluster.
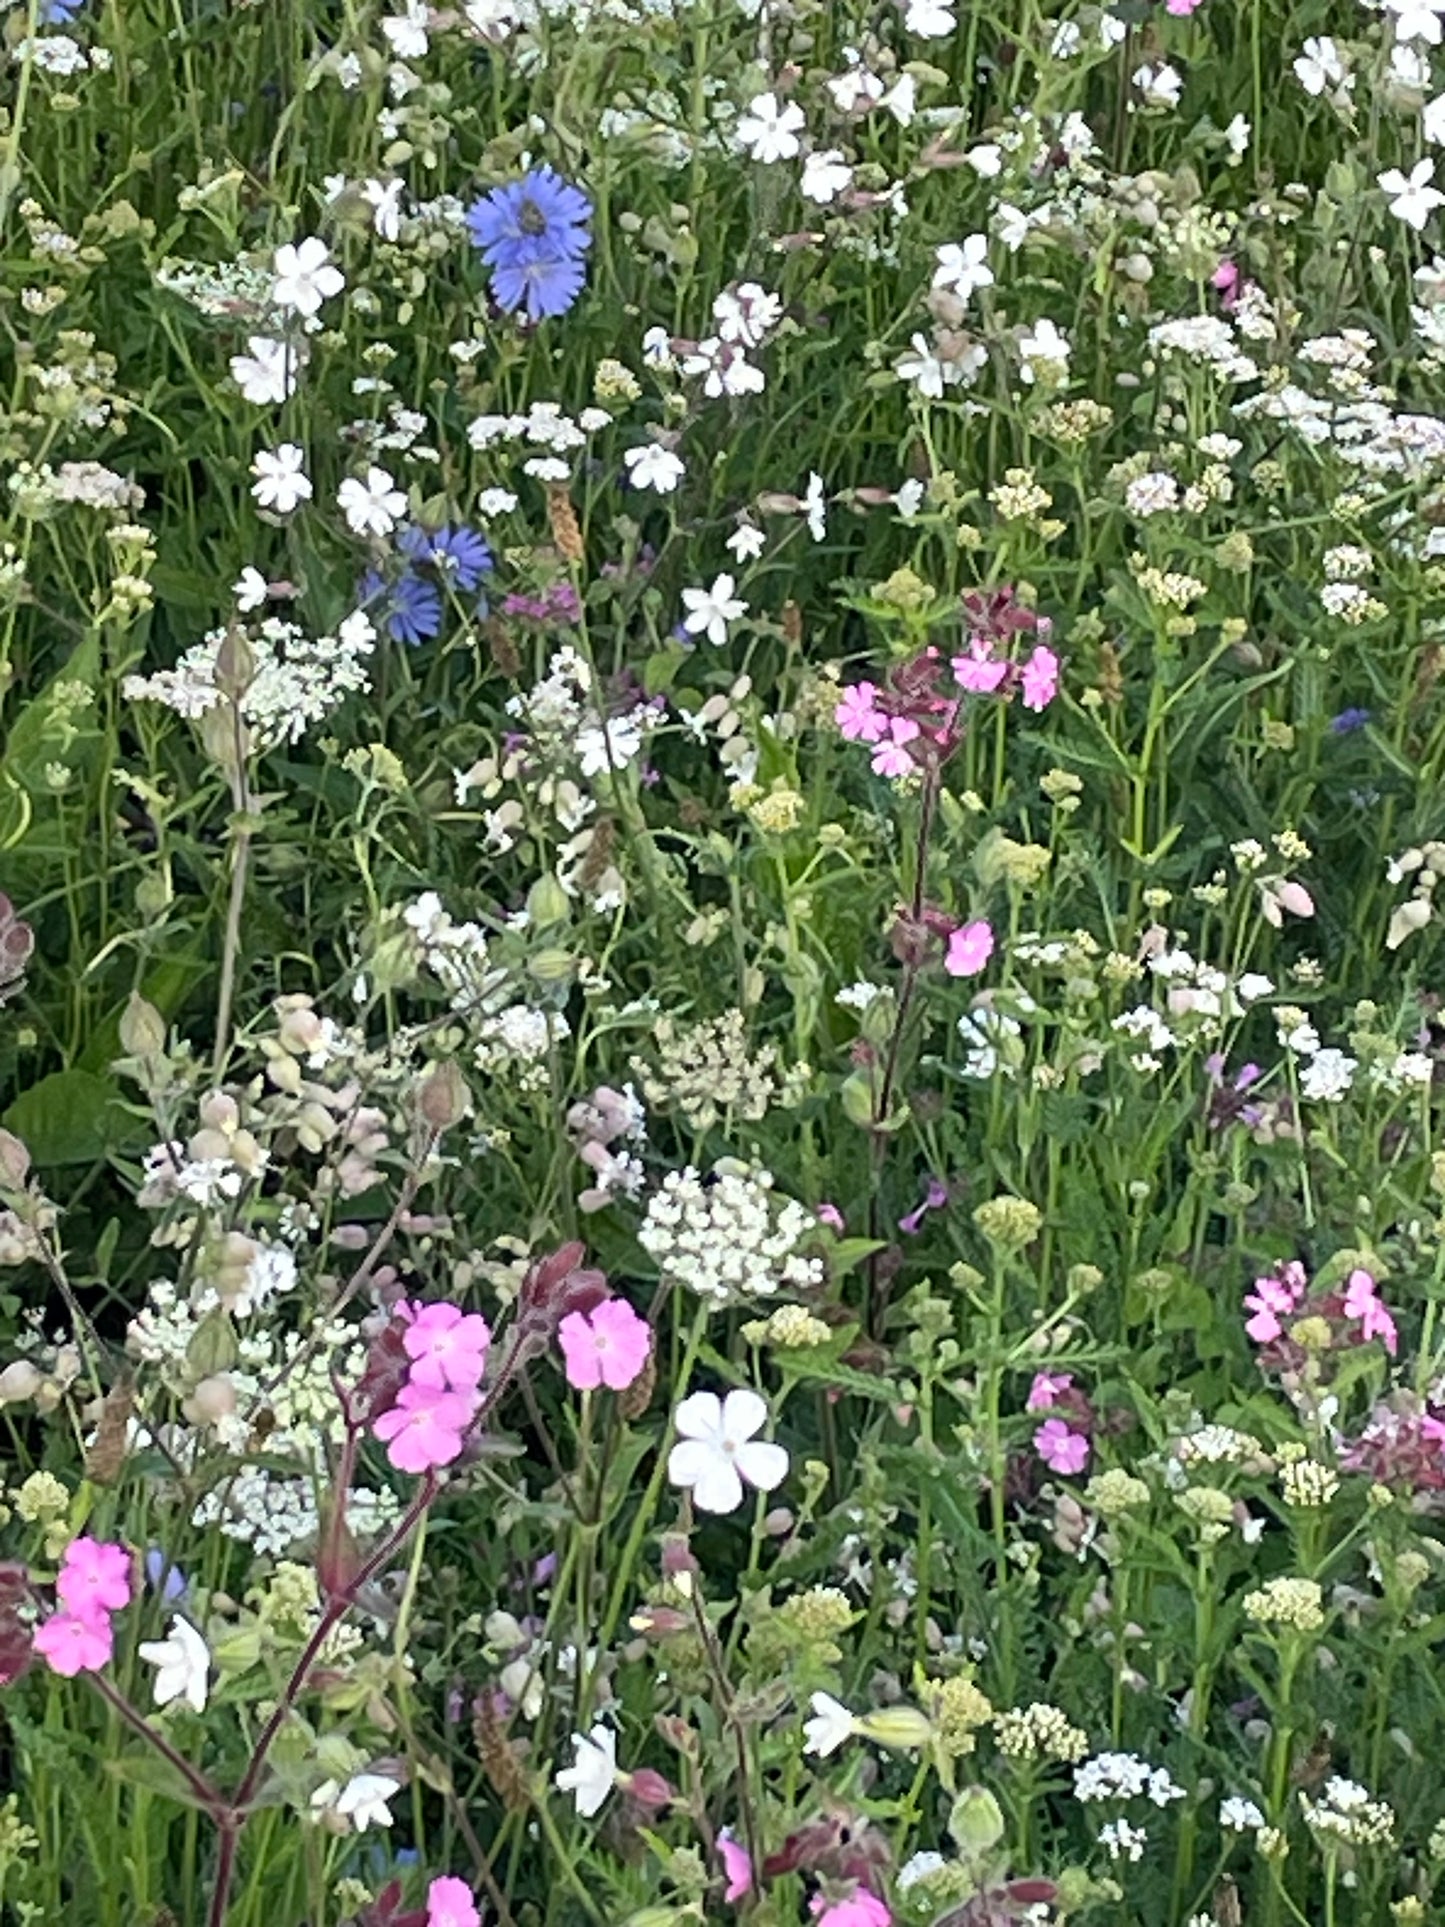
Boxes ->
[638,1163,824,1306]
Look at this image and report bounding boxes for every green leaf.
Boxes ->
[2,1069,145,1166]
[104,1749,213,1810]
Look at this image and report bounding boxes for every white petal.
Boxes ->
[719,1386,767,1441]
[735,1439,789,1493]
[672,1390,722,1441]
[688,1454,745,1514]
[668,1438,718,1491]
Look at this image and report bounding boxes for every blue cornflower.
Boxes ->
[144,1549,188,1604]
[1329,707,1371,735]
[397,522,494,592]
[360,566,443,646]
[466,166,592,321]
[40,0,86,19]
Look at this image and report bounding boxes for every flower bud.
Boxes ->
[527,947,576,987]
[854,1704,934,1749]
[417,1059,471,1132]
[0,1359,42,1405]
[118,991,166,1059]
[0,1130,30,1191]
[949,1786,1005,1855]
[526,872,572,931]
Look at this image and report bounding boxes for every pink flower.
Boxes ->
[558,1299,652,1391]
[56,1537,132,1619]
[944,919,994,978]
[1343,1269,1398,1357]
[870,715,919,778]
[816,1202,846,1231]
[1213,260,1240,309]
[718,1830,753,1903]
[399,1301,491,1393]
[33,1610,114,1677]
[1020,645,1059,711]
[835,682,887,743]
[1027,1371,1072,1411]
[952,637,1009,693]
[426,1876,481,1927]
[810,1890,891,1927]
[1243,1268,1306,1345]
[1165,0,1204,11]
[373,1380,477,1472]
[1034,1417,1089,1475]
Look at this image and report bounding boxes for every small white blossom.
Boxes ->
[623,444,686,493]
[667,1387,788,1515]
[681,573,747,646]
[338,466,406,537]
[555,1725,620,1819]
[137,1617,211,1714]
[803,1691,860,1757]
[251,444,312,516]
[735,93,806,164]
[270,238,344,318]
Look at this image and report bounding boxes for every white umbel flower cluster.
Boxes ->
[638,1162,824,1306]
[1300,1777,1396,1849]
[1073,1751,1187,1807]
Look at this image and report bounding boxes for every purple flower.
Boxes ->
[398,522,494,592]
[41,0,85,18]
[144,1549,187,1604]
[361,567,444,645]
[1329,707,1371,735]
[466,167,592,321]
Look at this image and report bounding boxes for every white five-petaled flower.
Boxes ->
[311,1771,402,1832]
[903,0,955,34]
[623,444,686,493]
[726,521,766,563]
[1380,158,1445,230]
[803,1691,859,1757]
[804,471,827,542]
[555,1723,620,1818]
[233,567,268,613]
[667,1387,788,1514]
[1132,61,1183,110]
[734,92,806,164]
[1293,36,1348,96]
[230,336,297,406]
[381,0,431,56]
[932,234,994,302]
[362,177,405,241]
[800,148,854,204]
[1017,317,1072,385]
[136,1616,211,1713]
[1385,0,1445,46]
[251,443,313,515]
[338,466,407,537]
[681,573,747,647]
[271,237,345,318]
[896,332,949,399]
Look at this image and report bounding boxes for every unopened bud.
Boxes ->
[186,1374,239,1425]
[526,871,572,931]
[527,947,575,987]
[417,1059,471,1132]
[949,1786,1005,1855]
[214,625,256,698]
[855,1704,934,1750]
[0,1130,30,1189]
[0,1360,43,1405]
[119,991,167,1058]
[622,1767,672,1811]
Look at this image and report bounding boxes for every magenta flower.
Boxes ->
[810,1890,892,1927]
[952,637,1009,693]
[1034,1417,1089,1475]
[1165,0,1205,12]
[33,1610,114,1677]
[718,1830,753,1903]
[1343,1269,1398,1356]
[558,1298,652,1391]
[426,1876,481,1927]
[1026,1371,1072,1412]
[373,1380,477,1472]
[816,1202,846,1231]
[1243,1266,1306,1344]
[56,1537,132,1619]
[1020,644,1060,710]
[835,682,887,743]
[870,715,920,777]
[399,1301,492,1393]
[944,919,994,978]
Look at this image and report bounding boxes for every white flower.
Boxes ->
[828,66,883,114]
[271,238,345,318]
[994,201,1032,250]
[1018,317,1071,385]
[1221,1797,1266,1833]
[896,332,948,399]
[726,521,766,563]
[880,72,916,124]
[137,1617,210,1713]
[362,178,405,240]
[1294,35,1348,95]
[641,325,675,368]
[933,234,993,302]
[895,478,925,520]
[477,487,519,518]
[313,1771,402,1831]
[1300,1047,1357,1102]
[382,0,431,56]
[338,466,406,537]
[681,572,747,646]
[230,337,297,406]
[667,1387,788,1514]
[1225,113,1251,156]
[555,1724,619,1818]
[803,1691,859,1757]
[251,443,312,515]
[735,93,806,164]
[623,444,686,493]
[233,567,268,613]
[804,471,826,542]
[1386,0,1445,45]
[1380,159,1445,230]
[801,148,854,204]
[1098,1819,1147,1863]
[1132,62,1182,110]
[965,142,1003,177]
[903,0,954,34]
[1425,93,1445,143]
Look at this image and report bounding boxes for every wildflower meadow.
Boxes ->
[4,0,1445,1922]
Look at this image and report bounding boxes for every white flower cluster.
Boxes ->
[1300,1777,1397,1849]
[123,610,376,748]
[1073,1752,1187,1806]
[506,645,653,780]
[638,1162,824,1306]
[474,1003,572,1093]
[191,1467,399,1557]
[1097,1817,1148,1862]
[466,399,611,480]
[404,892,504,1014]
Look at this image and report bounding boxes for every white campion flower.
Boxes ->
[932,234,993,302]
[251,444,313,515]
[623,444,686,493]
[1293,36,1349,96]
[880,72,916,124]
[681,573,747,646]
[903,0,954,34]
[804,472,826,542]
[965,142,1004,177]
[801,148,854,204]
[1385,0,1445,45]
[233,567,268,613]
[230,337,297,406]
[270,238,345,318]
[1132,62,1183,109]
[137,1616,211,1713]
[1017,317,1071,385]
[311,1771,402,1831]
[803,1691,859,1757]
[896,332,949,399]
[1425,93,1445,143]
[734,93,806,163]
[1379,159,1445,230]
[726,521,766,563]
[828,66,884,114]
[382,0,431,56]
[362,178,405,240]
[667,1387,788,1514]
[338,466,407,537]
[555,1724,620,1817]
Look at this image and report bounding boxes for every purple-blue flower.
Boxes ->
[40,0,86,19]
[361,567,444,646]
[466,167,592,321]
[145,1549,188,1604]
[1329,707,1371,735]
[398,522,493,592]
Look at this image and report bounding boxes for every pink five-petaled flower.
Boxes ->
[944,919,994,978]
[870,715,920,777]
[372,1380,477,1473]
[1243,1269,1305,1345]
[952,636,1009,693]
[56,1537,132,1619]
[33,1610,114,1677]
[1020,644,1060,711]
[426,1875,481,1927]
[1034,1417,1090,1475]
[1027,1371,1073,1411]
[1165,0,1204,12]
[835,682,887,743]
[718,1829,754,1903]
[1343,1269,1398,1357]
[810,1889,892,1927]
[399,1300,491,1393]
[558,1298,652,1391]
